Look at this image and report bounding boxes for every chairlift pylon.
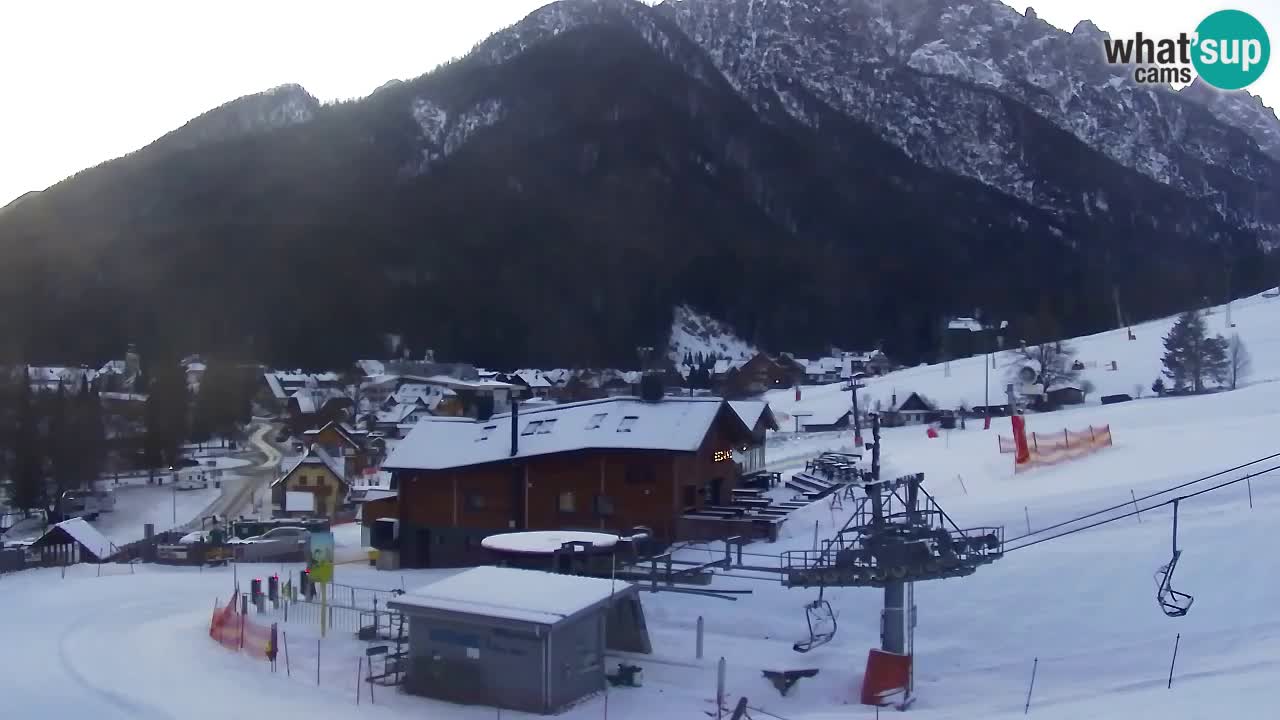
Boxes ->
[793,587,837,653]
[1155,499,1194,617]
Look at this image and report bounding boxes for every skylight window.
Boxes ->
[536,418,557,434]
[522,420,543,436]
[585,413,608,430]
[476,424,497,441]
[616,415,639,433]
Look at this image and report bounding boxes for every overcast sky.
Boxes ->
[2,0,1275,208]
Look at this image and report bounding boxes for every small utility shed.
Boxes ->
[389,566,650,714]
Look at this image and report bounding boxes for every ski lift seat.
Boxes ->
[1156,549,1194,617]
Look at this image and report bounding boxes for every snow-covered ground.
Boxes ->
[767,290,1280,429]
[7,293,1280,718]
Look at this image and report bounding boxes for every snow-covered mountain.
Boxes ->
[482,0,1279,241]
[1181,79,1280,162]
[148,83,320,155]
[667,305,756,365]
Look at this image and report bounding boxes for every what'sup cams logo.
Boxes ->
[1103,9,1270,90]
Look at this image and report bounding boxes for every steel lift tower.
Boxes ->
[780,414,1004,708]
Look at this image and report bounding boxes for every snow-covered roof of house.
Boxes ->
[947,317,984,332]
[796,404,851,426]
[348,488,397,503]
[729,400,769,430]
[273,444,346,487]
[263,373,287,400]
[384,396,741,471]
[185,362,207,373]
[376,403,421,425]
[100,391,147,403]
[291,387,348,414]
[481,531,619,555]
[543,369,573,385]
[713,359,747,375]
[356,359,386,378]
[422,375,517,391]
[514,370,553,388]
[390,566,634,625]
[42,518,115,560]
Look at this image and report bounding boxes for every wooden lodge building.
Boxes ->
[381,389,759,567]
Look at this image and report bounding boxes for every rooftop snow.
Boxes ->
[729,400,770,431]
[481,531,620,555]
[391,566,632,625]
[45,518,115,560]
[384,396,734,471]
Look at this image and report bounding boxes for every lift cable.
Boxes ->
[1002,450,1280,547]
[1004,462,1280,553]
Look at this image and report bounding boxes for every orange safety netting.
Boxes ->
[209,593,276,660]
[999,424,1113,471]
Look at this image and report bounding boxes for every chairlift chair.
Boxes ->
[1155,499,1194,617]
[793,588,837,653]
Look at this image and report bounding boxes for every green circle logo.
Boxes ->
[1192,10,1270,91]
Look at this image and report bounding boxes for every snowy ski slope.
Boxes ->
[6,292,1280,718]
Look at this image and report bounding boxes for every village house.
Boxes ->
[882,392,937,427]
[380,390,756,568]
[718,353,802,399]
[271,444,351,518]
[298,421,379,479]
[791,405,852,433]
[728,400,779,475]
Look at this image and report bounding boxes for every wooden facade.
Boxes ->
[392,404,750,567]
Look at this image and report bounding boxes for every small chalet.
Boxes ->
[271,444,351,518]
[1046,384,1085,407]
[299,421,377,478]
[889,392,936,426]
[728,400,779,475]
[382,391,755,567]
[791,406,851,433]
[719,353,801,399]
[287,387,353,432]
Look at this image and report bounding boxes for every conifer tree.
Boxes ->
[1161,310,1228,393]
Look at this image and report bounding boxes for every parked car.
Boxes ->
[228,526,309,545]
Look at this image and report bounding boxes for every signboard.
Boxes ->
[307,531,335,584]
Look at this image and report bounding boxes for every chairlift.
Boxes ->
[1155,499,1194,617]
[793,587,837,653]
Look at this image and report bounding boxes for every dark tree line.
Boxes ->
[1,371,107,518]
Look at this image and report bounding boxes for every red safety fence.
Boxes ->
[210,592,277,661]
[999,424,1113,472]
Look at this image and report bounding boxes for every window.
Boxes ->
[595,495,615,517]
[476,424,497,441]
[558,492,576,513]
[536,418,557,434]
[625,465,655,484]
[616,415,639,433]
[585,413,608,430]
[522,420,543,436]
[465,493,487,511]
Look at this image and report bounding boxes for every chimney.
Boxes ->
[510,399,520,457]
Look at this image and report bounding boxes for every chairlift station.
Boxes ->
[779,415,1005,706]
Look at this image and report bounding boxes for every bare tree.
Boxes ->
[1228,334,1251,390]
[1008,339,1080,396]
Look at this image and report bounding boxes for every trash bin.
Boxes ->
[368,549,380,567]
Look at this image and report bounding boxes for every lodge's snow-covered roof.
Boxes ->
[794,403,851,426]
[356,359,386,378]
[384,396,736,471]
[481,531,619,555]
[291,387,347,414]
[45,518,115,560]
[391,566,633,625]
[729,400,769,430]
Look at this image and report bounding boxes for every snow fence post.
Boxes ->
[716,657,726,719]
[317,638,322,686]
[1248,476,1254,509]
[696,616,704,660]
[283,631,291,677]
[1024,657,1038,714]
[1132,491,1142,523]
[356,656,362,705]
[1024,507,1032,535]
[1167,634,1181,689]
